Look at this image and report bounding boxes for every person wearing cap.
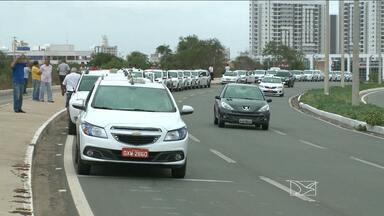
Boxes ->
[62,67,81,108]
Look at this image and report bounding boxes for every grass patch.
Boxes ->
[301,82,384,126]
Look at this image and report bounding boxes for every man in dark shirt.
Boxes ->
[11,55,28,113]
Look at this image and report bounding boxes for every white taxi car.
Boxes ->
[68,70,111,135]
[258,76,284,97]
[72,76,194,178]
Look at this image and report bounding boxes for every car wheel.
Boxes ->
[171,161,186,178]
[76,145,91,175]
[208,82,211,88]
[214,110,218,125]
[280,93,284,97]
[218,117,225,128]
[68,120,77,135]
[261,123,269,130]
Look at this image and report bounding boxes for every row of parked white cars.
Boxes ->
[292,70,353,82]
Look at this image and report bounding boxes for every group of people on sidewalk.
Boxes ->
[11,55,81,113]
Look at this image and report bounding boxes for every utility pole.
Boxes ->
[352,0,360,106]
[324,0,330,95]
[12,36,16,60]
[340,0,345,87]
[377,0,382,84]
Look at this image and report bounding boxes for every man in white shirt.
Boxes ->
[57,60,70,96]
[39,59,54,102]
[63,67,81,107]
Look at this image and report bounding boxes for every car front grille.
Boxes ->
[265,86,276,89]
[113,134,160,145]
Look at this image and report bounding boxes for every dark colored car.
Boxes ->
[274,71,295,87]
[213,83,272,130]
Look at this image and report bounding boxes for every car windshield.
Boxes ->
[275,72,290,77]
[169,72,178,78]
[77,75,100,91]
[266,70,277,75]
[183,72,191,76]
[223,85,264,100]
[262,77,282,83]
[92,86,176,112]
[224,72,236,76]
[191,72,198,76]
[149,71,162,78]
[255,70,265,74]
[291,71,302,74]
[132,72,143,78]
[304,70,313,74]
[237,71,247,76]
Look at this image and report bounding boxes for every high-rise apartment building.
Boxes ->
[249,0,326,56]
[342,0,384,54]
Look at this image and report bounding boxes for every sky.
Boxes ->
[0,1,339,58]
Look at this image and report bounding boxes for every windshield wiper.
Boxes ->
[238,97,256,100]
[119,108,156,112]
[93,106,113,110]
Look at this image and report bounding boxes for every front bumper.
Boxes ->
[259,87,283,96]
[218,108,270,125]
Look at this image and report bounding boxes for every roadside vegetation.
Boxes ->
[301,83,384,126]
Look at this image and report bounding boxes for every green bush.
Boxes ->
[363,110,384,126]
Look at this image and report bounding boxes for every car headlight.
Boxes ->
[164,127,187,141]
[220,101,234,110]
[81,122,108,138]
[258,104,270,112]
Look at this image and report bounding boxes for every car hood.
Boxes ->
[259,82,283,88]
[222,98,267,112]
[222,76,237,79]
[83,109,185,131]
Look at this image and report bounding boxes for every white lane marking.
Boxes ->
[61,132,67,135]
[177,100,183,103]
[350,156,384,170]
[209,149,237,164]
[188,134,200,143]
[57,143,63,146]
[55,167,63,170]
[271,129,287,136]
[182,97,187,100]
[64,135,95,216]
[58,189,67,193]
[298,140,326,149]
[259,176,316,202]
[56,154,62,157]
[289,94,384,141]
[174,178,233,183]
[360,90,384,104]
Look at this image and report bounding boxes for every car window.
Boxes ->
[275,72,290,77]
[132,72,143,78]
[262,77,282,83]
[223,85,264,100]
[169,72,178,78]
[77,75,100,91]
[92,86,176,112]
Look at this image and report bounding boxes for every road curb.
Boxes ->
[24,108,66,216]
[359,87,384,104]
[297,94,384,135]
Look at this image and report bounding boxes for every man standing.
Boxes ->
[23,63,31,94]
[62,67,81,108]
[57,60,70,96]
[208,65,214,80]
[39,59,54,102]
[11,55,28,113]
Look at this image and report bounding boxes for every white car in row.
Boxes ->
[258,76,285,97]
[72,75,194,178]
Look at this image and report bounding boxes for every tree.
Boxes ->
[262,41,305,70]
[156,45,172,56]
[126,51,150,69]
[232,56,258,70]
[88,53,115,68]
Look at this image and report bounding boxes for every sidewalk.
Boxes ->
[0,92,65,215]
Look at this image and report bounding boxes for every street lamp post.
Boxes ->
[377,0,382,84]
[324,0,330,95]
[352,0,360,106]
[340,0,345,87]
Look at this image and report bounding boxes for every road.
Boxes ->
[364,90,384,107]
[57,82,384,216]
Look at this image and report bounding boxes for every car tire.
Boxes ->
[68,120,77,135]
[280,93,284,97]
[261,123,269,130]
[76,145,91,175]
[218,117,225,128]
[208,82,211,88]
[171,161,186,178]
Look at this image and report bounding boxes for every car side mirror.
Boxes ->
[72,100,85,111]
[215,95,220,100]
[180,105,194,115]
[266,99,272,103]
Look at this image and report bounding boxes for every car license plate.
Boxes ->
[239,119,253,124]
[121,148,149,158]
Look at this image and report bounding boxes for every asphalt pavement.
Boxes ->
[364,90,384,107]
[58,82,384,216]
